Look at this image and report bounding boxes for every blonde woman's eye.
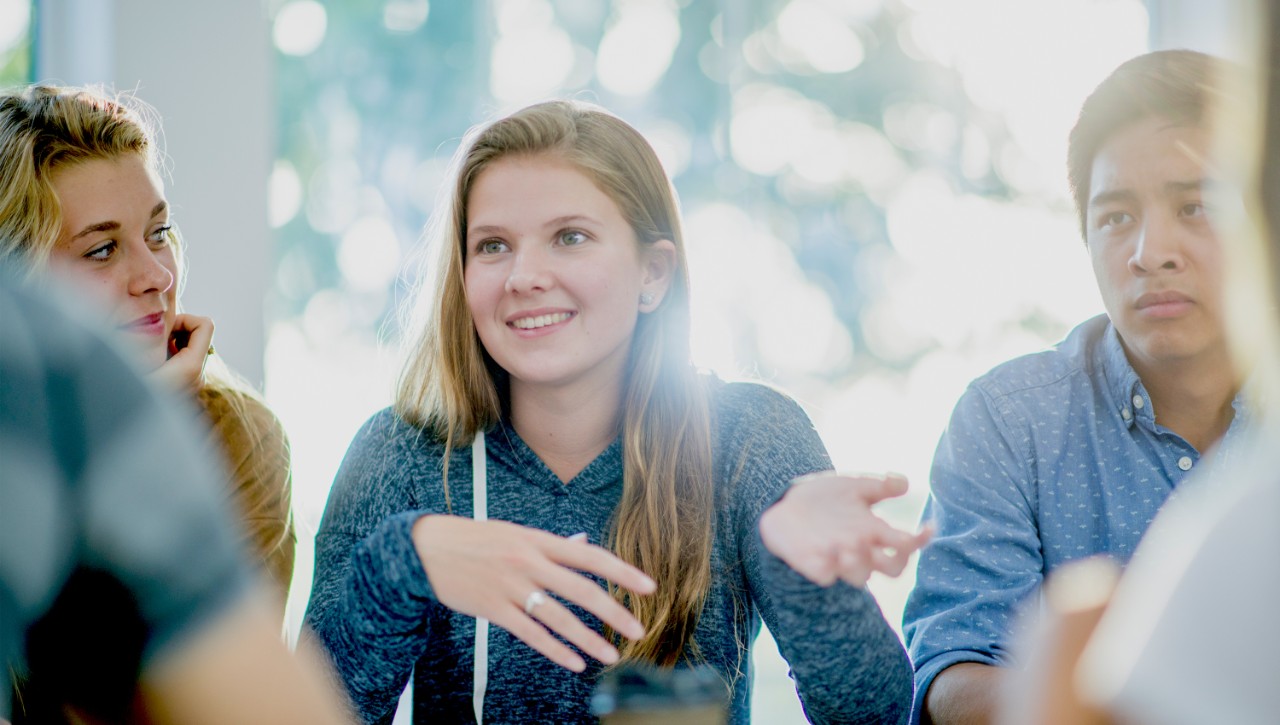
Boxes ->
[84,241,117,260]
[559,230,587,246]
[479,239,508,255]
[148,225,173,245]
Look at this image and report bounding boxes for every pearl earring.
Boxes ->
[640,292,655,306]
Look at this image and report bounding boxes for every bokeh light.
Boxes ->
[273,0,329,57]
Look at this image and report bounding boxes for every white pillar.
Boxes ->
[36,0,273,388]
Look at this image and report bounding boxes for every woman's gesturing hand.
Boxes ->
[155,313,214,392]
[759,472,931,588]
[410,516,656,672]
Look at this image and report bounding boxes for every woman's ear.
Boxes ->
[639,239,677,312]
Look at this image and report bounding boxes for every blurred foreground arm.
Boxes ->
[140,593,356,725]
[994,558,1118,725]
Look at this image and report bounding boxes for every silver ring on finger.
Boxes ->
[523,590,547,616]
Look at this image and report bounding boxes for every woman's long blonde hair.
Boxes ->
[396,100,715,665]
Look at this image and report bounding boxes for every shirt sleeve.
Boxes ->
[901,383,1043,723]
[727,384,913,725]
[303,412,449,724]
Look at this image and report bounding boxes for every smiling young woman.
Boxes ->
[305,99,927,724]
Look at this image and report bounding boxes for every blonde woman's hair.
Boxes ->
[396,100,715,665]
[0,84,162,268]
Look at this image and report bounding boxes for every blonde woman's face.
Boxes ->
[48,154,178,369]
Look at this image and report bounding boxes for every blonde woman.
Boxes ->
[305,100,926,724]
[0,85,294,722]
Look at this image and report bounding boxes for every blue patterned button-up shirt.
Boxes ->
[901,314,1248,724]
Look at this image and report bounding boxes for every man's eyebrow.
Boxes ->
[1165,179,1208,194]
[1089,188,1136,208]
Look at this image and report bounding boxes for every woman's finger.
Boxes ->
[836,548,872,588]
[846,473,909,505]
[868,543,912,579]
[537,565,645,641]
[493,605,588,672]
[542,534,656,596]
[520,592,621,665]
[177,314,215,355]
[154,314,215,392]
[868,520,929,556]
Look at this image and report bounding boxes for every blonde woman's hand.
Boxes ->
[155,313,214,392]
[759,472,931,588]
[410,515,656,672]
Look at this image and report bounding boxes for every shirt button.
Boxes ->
[1121,408,1132,420]
[1132,395,1145,410]
[1178,456,1193,471]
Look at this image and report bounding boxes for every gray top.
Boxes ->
[0,270,250,720]
[305,378,912,724]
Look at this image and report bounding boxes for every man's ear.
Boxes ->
[639,239,677,312]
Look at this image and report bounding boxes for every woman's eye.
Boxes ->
[148,224,173,245]
[1181,202,1205,218]
[84,241,117,260]
[558,230,587,246]
[478,239,508,255]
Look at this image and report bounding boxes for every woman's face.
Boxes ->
[463,153,671,395]
[47,154,178,369]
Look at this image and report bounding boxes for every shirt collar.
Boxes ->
[1099,320,1252,432]
[1099,322,1147,430]
[485,418,625,493]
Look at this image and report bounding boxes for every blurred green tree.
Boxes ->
[272,0,1016,378]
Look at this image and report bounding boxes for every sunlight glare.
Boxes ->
[269,160,303,229]
[273,0,328,56]
[338,214,402,292]
[0,0,28,50]
[384,0,429,33]
[597,0,681,96]
[776,0,865,74]
[490,0,575,104]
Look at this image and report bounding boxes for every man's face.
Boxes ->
[1086,116,1226,373]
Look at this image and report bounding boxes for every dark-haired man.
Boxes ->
[902,49,1247,725]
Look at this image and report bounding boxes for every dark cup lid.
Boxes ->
[590,664,728,715]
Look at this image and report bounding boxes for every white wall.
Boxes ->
[36,0,273,388]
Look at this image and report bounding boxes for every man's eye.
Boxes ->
[1181,202,1205,218]
[1100,211,1132,229]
